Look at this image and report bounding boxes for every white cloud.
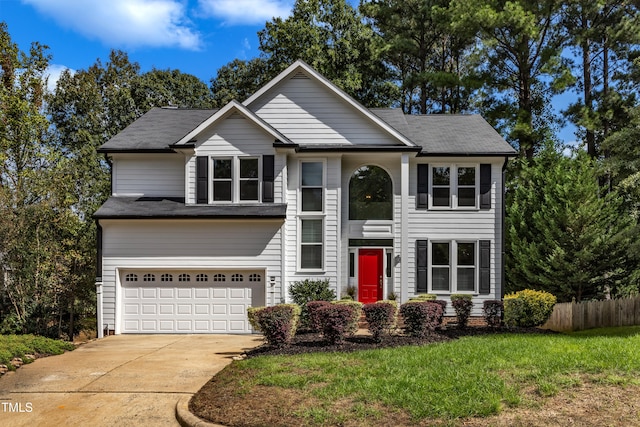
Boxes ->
[198,0,292,25]
[44,64,75,93]
[22,0,202,50]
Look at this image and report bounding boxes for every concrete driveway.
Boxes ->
[0,334,262,427]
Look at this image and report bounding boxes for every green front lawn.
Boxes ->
[196,326,640,425]
[0,335,75,367]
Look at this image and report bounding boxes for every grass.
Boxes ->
[0,334,75,368]
[224,326,640,424]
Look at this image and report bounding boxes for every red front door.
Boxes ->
[358,249,383,304]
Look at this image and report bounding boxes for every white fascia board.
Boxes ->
[243,60,418,148]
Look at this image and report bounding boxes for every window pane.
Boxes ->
[433,167,450,185]
[240,180,258,200]
[432,267,450,291]
[458,167,476,185]
[432,242,450,265]
[301,219,322,243]
[301,245,322,269]
[457,268,475,291]
[458,188,476,206]
[433,188,450,206]
[240,158,259,178]
[302,188,323,211]
[213,181,232,201]
[301,162,323,186]
[458,243,475,265]
[214,159,232,179]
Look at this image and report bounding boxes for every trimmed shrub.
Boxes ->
[247,306,265,332]
[503,289,557,327]
[333,300,363,335]
[451,294,473,329]
[316,304,355,345]
[399,301,443,338]
[306,301,332,332]
[408,294,437,302]
[483,300,504,327]
[254,304,300,347]
[433,300,448,326]
[363,302,396,342]
[288,279,336,329]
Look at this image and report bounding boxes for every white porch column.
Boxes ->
[400,153,409,303]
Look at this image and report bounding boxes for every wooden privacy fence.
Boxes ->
[543,296,640,332]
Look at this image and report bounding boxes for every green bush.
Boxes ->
[450,294,473,329]
[409,294,437,302]
[288,279,336,329]
[254,304,300,347]
[332,300,363,335]
[503,289,557,327]
[247,306,265,332]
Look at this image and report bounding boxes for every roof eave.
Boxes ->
[97,148,176,154]
[417,151,518,157]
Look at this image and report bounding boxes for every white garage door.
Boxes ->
[120,270,265,334]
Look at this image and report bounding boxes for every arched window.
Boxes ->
[349,166,393,220]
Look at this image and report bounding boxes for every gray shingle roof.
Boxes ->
[93,197,287,219]
[98,108,216,152]
[372,110,516,156]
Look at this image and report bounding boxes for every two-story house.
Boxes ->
[94,61,516,337]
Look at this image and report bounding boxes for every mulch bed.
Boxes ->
[245,326,557,358]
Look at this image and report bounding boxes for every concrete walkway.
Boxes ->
[0,334,262,427]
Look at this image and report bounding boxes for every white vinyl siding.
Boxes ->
[100,219,284,332]
[112,154,185,197]
[250,74,401,146]
[185,113,283,204]
[407,157,503,315]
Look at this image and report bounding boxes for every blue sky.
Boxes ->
[1,0,577,144]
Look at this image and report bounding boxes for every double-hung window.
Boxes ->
[212,158,232,201]
[299,161,324,270]
[432,167,451,207]
[239,158,259,201]
[430,165,478,208]
[457,167,476,207]
[211,157,259,202]
[430,241,476,292]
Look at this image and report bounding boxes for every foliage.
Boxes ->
[505,145,638,301]
[288,279,336,329]
[254,305,300,347]
[483,300,504,327]
[306,301,332,333]
[399,301,443,338]
[345,284,357,300]
[433,300,448,326]
[247,306,265,332]
[0,334,75,367]
[450,294,473,328]
[363,302,396,342]
[332,300,363,335]
[503,289,557,327]
[408,294,437,302]
[316,304,356,345]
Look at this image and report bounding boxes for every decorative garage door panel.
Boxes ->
[120,271,265,334]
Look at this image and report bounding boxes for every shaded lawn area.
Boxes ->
[191,326,640,426]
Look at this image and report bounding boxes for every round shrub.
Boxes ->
[450,294,473,329]
[363,302,396,342]
[399,301,443,338]
[483,300,504,327]
[316,304,356,345]
[288,279,336,329]
[306,301,332,332]
[254,304,300,347]
[332,300,363,335]
[247,306,265,332]
[503,289,557,327]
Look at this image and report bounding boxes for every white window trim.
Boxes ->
[298,159,326,214]
[298,216,325,272]
[428,164,479,210]
[428,240,478,294]
[209,155,262,203]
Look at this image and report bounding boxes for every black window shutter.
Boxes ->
[480,164,491,209]
[479,240,491,294]
[196,156,208,204]
[417,164,428,208]
[262,155,274,203]
[416,240,428,293]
